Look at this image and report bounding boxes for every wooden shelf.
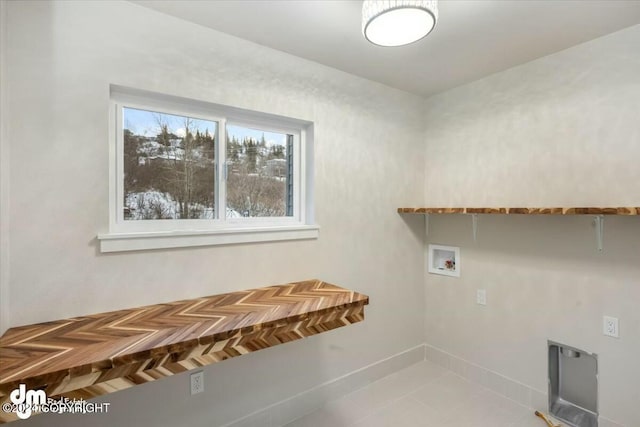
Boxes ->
[0,280,369,423]
[398,207,639,251]
[398,207,640,215]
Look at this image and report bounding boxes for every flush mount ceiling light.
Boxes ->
[362,0,438,47]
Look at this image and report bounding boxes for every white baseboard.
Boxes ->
[424,343,625,427]
[222,344,426,427]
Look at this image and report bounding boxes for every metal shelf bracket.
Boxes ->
[472,214,478,242]
[594,215,604,252]
[425,214,430,237]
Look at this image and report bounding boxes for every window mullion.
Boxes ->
[218,118,227,222]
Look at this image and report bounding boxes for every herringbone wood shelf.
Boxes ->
[0,279,369,423]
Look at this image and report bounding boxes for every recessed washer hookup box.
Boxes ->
[548,341,598,427]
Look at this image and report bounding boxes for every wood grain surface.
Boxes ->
[398,207,640,215]
[0,279,369,423]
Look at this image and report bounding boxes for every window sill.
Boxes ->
[97,225,319,253]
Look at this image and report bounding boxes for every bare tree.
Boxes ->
[153,115,199,218]
[227,163,286,217]
[133,193,174,220]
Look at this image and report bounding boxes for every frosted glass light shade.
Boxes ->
[362,0,438,47]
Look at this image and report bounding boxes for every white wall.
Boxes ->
[3,1,426,426]
[0,0,10,336]
[423,25,640,426]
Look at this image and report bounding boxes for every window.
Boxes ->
[122,107,217,223]
[226,123,297,218]
[99,87,317,252]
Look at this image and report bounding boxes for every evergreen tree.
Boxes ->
[228,136,240,162]
[244,137,258,173]
[268,144,285,160]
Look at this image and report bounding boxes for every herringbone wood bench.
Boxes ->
[0,279,369,423]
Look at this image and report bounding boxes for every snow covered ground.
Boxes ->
[125,191,241,220]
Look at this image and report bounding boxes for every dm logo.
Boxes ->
[9,384,47,419]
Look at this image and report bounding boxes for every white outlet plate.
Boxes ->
[190,371,204,395]
[603,316,619,338]
[477,289,487,306]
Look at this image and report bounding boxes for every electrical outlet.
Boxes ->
[476,289,487,306]
[603,316,619,338]
[190,371,204,395]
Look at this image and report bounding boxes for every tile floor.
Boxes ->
[284,360,553,427]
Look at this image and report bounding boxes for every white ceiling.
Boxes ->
[132,0,640,97]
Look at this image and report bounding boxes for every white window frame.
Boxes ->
[98,86,318,252]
